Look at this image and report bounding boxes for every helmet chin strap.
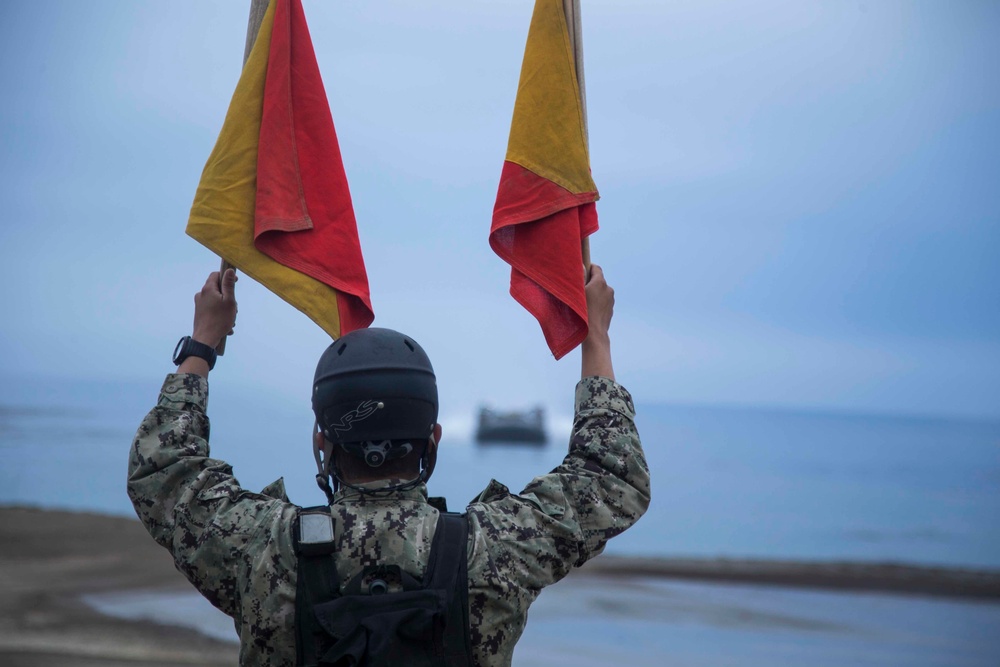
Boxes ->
[314,422,337,504]
[314,426,436,503]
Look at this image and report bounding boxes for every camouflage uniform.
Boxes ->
[128,373,650,666]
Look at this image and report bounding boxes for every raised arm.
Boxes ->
[468,264,650,589]
[127,270,289,617]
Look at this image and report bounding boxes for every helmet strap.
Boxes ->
[313,422,337,504]
[314,426,435,501]
[328,436,432,498]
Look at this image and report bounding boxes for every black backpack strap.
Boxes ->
[294,506,340,667]
[424,512,473,666]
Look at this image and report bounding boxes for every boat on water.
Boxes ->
[475,406,547,445]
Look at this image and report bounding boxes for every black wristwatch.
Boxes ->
[173,336,218,371]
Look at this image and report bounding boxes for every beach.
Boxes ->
[0,506,237,666]
[3,505,999,666]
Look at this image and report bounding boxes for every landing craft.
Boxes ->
[475,406,547,445]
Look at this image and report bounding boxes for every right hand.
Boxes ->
[581,264,615,380]
[584,264,614,343]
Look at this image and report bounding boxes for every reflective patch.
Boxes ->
[300,513,334,544]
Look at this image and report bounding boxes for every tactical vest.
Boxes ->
[294,506,473,667]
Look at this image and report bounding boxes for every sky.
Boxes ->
[1,0,998,422]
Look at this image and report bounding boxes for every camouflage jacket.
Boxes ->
[128,374,650,666]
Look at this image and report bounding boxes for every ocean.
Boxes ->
[2,372,998,569]
[3,373,1000,664]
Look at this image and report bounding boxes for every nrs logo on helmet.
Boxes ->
[328,400,384,438]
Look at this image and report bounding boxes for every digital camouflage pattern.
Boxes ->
[128,373,650,666]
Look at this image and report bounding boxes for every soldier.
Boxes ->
[128,265,649,666]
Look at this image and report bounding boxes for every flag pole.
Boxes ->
[216,0,270,355]
[562,0,592,274]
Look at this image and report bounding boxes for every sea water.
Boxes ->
[2,372,998,568]
[4,373,999,664]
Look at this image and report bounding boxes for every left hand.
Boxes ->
[192,269,238,349]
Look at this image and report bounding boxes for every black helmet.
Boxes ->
[312,328,438,446]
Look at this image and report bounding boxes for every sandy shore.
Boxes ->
[0,506,237,666]
[581,554,1000,600]
[2,506,998,666]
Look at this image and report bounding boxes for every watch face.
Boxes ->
[173,336,190,365]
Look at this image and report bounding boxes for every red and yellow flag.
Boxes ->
[490,0,598,360]
[187,0,373,339]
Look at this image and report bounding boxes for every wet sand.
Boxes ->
[2,506,998,665]
[580,554,1000,600]
[0,506,237,666]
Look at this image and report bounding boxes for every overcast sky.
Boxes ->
[1,0,997,421]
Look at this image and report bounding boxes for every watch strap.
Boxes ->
[173,336,218,371]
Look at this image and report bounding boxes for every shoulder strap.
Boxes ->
[294,506,339,667]
[425,512,473,666]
